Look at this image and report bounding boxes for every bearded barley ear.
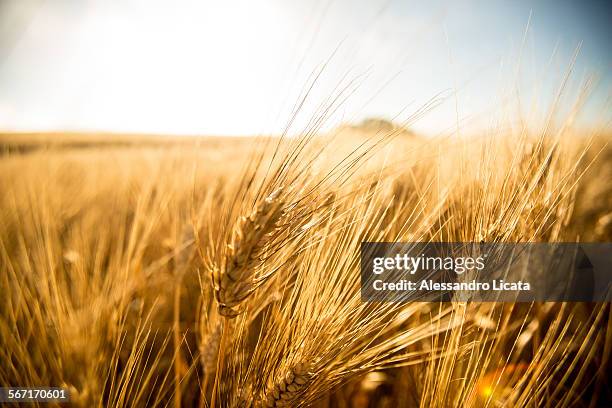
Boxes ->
[259,363,312,407]
[200,321,224,375]
[213,187,285,318]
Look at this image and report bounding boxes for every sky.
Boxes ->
[0,0,610,136]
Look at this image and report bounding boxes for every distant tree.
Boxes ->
[350,117,415,137]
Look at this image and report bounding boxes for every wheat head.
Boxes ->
[213,187,284,317]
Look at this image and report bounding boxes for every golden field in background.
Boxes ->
[0,126,610,407]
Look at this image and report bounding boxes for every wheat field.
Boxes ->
[0,121,610,407]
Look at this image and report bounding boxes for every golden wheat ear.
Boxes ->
[200,320,224,375]
[213,187,285,318]
[259,363,312,407]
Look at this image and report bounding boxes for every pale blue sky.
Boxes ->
[0,0,609,135]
